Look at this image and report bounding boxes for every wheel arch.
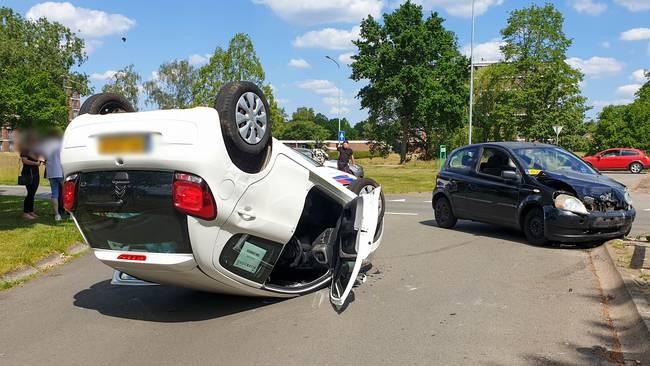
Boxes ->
[432,191,455,215]
[518,201,543,230]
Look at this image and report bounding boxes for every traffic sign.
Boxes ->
[552,125,563,135]
[338,130,345,142]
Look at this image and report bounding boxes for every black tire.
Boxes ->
[79,93,135,115]
[347,178,385,241]
[434,196,457,229]
[629,162,643,174]
[215,81,272,173]
[523,207,549,246]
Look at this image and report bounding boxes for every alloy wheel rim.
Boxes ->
[631,164,641,173]
[236,92,267,145]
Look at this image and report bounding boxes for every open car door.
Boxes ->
[330,187,381,306]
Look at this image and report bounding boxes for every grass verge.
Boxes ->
[0,152,48,186]
[358,154,439,194]
[0,196,81,276]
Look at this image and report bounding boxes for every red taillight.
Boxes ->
[63,176,78,212]
[172,172,216,220]
[117,254,147,261]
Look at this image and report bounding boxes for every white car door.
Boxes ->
[330,187,381,306]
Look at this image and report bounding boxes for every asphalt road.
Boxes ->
[0,173,649,365]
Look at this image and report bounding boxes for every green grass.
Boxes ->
[359,154,439,194]
[0,196,81,275]
[0,152,48,186]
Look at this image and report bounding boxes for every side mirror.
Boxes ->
[501,170,520,182]
[597,155,601,160]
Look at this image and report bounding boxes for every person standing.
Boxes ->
[337,140,355,174]
[19,143,42,220]
[42,129,64,221]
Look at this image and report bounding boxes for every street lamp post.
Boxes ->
[468,0,476,145]
[325,56,342,139]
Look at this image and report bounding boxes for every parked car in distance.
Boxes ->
[323,159,364,178]
[582,148,650,174]
[432,142,635,246]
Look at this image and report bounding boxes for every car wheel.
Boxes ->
[348,178,385,241]
[79,93,135,115]
[523,207,549,246]
[215,81,272,173]
[629,162,643,174]
[434,196,457,229]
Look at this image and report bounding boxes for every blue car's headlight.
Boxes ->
[624,189,633,206]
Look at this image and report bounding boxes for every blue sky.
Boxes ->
[4,0,650,124]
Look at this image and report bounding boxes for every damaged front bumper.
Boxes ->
[543,206,635,243]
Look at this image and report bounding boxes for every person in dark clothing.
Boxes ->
[20,147,43,220]
[337,140,355,174]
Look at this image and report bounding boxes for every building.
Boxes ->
[281,140,371,152]
[1,124,13,152]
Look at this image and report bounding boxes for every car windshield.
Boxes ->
[513,147,597,175]
[293,148,322,167]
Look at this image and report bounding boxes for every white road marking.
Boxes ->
[423,200,432,203]
[385,212,419,216]
[643,209,650,211]
[387,198,406,202]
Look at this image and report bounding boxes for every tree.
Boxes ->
[193,33,265,106]
[277,120,329,141]
[352,1,469,163]
[143,60,198,109]
[102,64,142,109]
[0,7,89,129]
[496,4,587,147]
[590,72,650,153]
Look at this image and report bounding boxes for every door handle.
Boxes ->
[237,210,256,221]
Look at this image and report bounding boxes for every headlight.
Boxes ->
[624,189,633,206]
[554,194,589,215]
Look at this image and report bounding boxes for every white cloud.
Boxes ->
[568,0,607,15]
[601,41,611,48]
[84,39,103,54]
[329,106,352,115]
[296,79,341,96]
[90,70,117,80]
[293,26,360,50]
[565,56,624,77]
[462,39,504,62]
[26,2,135,38]
[188,54,210,66]
[616,83,642,97]
[288,58,311,68]
[406,0,504,18]
[631,69,648,83]
[620,27,650,41]
[338,52,355,65]
[592,99,633,108]
[253,0,382,25]
[614,0,650,11]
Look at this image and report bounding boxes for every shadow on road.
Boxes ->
[73,280,283,322]
[419,219,602,250]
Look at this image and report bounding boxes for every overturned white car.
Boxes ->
[61,82,385,306]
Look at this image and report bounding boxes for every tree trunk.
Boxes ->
[399,119,409,164]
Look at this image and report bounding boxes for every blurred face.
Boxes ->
[343,142,349,149]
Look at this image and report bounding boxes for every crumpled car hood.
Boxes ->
[535,170,626,200]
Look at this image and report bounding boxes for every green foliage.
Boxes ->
[277,120,329,141]
[473,3,587,150]
[143,59,198,109]
[102,64,142,109]
[352,1,469,163]
[590,74,650,153]
[0,7,89,129]
[193,33,265,107]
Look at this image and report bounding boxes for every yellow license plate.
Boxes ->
[98,135,147,154]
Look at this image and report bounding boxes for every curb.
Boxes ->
[0,242,89,286]
[591,243,650,363]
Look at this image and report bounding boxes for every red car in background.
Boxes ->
[582,148,650,174]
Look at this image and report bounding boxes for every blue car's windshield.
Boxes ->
[513,147,597,176]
